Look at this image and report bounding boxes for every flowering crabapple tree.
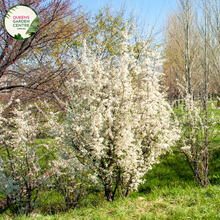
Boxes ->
[0,99,97,215]
[35,103,97,210]
[59,31,180,201]
[0,101,94,215]
[177,93,220,187]
[0,100,58,214]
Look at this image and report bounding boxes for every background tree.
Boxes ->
[68,5,133,60]
[163,14,183,106]
[0,0,87,102]
[164,0,220,188]
[177,93,219,187]
[205,0,220,105]
[163,0,201,102]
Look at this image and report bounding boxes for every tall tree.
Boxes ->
[0,0,87,101]
[166,0,220,187]
[206,0,220,104]
[163,0,201,100]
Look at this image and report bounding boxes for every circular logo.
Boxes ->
[4,5,39,40]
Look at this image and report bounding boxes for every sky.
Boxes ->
[76,0,178,41]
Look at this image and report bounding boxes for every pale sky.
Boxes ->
[76,0,178,40]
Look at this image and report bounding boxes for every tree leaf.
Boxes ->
[31,16,39,27]
[26,26,39,35]
[14,33,24,40]
[26,17,39,35]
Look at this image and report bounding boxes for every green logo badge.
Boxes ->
[4,5,39,40]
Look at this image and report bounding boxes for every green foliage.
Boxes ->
[26,17,39,35]
[14,33,24,40]
[70,5,134,57]
[88,6,129,56]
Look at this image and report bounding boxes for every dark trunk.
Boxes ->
[125,188,131,197]
[105,187,113,202]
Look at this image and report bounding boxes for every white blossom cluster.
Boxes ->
[0,103,59,213]
[0,105,38,184]
[0,100,99,213]
[61,33,180,198]
[178,93,219,156]
[176,92,220,187]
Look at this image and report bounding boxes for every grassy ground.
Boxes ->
[2,149,220,219]
[1,101,220,219]
[2,185,220,219]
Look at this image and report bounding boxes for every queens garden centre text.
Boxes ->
[13,16,30,27]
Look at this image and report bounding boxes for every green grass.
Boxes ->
[2,148,220,219]
[2,185,220,219]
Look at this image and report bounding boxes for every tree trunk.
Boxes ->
[104,186,113,202]
[125,188,131,197]
[217,94,220,107]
